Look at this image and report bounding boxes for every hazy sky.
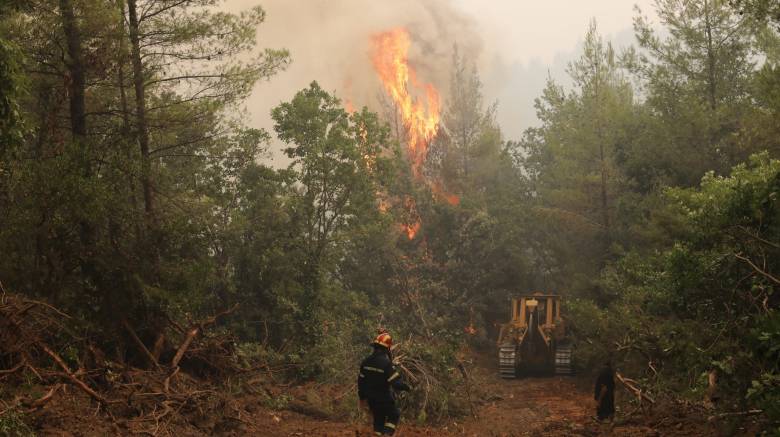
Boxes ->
[223,0,659,164]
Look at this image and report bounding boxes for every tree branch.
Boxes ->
[734,252,780,285]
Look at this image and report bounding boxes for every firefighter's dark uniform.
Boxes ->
[358,347,410,435]
[594,363,615,420]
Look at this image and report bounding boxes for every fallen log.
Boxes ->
[287,400,332,420]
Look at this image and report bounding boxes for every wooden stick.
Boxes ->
[152,334,165,363]
[122,319,160,369]
[711,409,763,419]
[0,362,24,377]
[170,328,199,369]
[27,384,62,408]
[734,252,780,285]
[41,344,107,404]
[21,298,72,319]
[170,303,238,368]
[163,366,179,393]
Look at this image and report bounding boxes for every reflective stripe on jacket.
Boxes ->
[358,348,409,401]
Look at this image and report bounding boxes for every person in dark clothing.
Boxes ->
[358,331,411,436]
[594,359,615,421]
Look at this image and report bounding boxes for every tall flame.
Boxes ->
[371,28,440,180]
[371,28,458,239]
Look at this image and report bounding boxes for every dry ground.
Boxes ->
[241,373,713,437]
[22,362,744,436]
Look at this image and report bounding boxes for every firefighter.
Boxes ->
[358,331,410,436]
[594,358,615,421]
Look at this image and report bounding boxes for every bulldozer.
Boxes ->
[496,293,572,378]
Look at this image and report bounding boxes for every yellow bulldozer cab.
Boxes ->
[497,292,572,378]
[498,292,566,351]
[510,293,562,329]
[498,292,571,377]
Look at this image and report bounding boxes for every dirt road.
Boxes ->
[253,373,691,437]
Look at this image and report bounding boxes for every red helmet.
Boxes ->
[373,332,393,349]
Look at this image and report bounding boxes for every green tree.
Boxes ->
[0,33,23,153]
[572,153,780,426]
[627,0,764,182]
[272,82,392,325]
[0,0,288,363]
[122,0,289,220]
[431,45,502,198]
[521,22,637,300]
[731,0,780,25]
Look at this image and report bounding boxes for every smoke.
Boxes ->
[224,0,656,163]
[224,0,483,164]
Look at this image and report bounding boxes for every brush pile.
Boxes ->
[0,285,259,435]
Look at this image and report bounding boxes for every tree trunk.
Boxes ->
[126,0,154,220]
[59,0,87,141]
[59,0,98,289]
[116,0,142,241]
[704,0,717,112]
[599,142,609,238]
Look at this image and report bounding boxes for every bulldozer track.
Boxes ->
[498,344,518,378]
[554,343,572,375]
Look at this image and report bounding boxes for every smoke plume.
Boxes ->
[225,0,483,164]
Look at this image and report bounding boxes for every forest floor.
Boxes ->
[13,350,754,437]
[237,373,718,437]
[2,295,761,436]
[27,361,732,437]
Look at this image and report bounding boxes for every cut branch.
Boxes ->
[41,344,107,404]
[170,303,238,368]
[616,371,655,404]
[122,319,160,369]
[710,409,763,419]
[26,384,62,409]
[0,362,25,377]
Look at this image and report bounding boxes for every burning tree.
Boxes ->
[370,27,459,240]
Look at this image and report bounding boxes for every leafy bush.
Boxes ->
[567,154,780,427]
[747,313,780,426]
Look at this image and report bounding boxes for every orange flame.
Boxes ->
[344,98,355,114]
[401,195,421,239]
[432,181,460,206]
[371,28,440,180]
[403,221,421,239]
[372,28,458,239]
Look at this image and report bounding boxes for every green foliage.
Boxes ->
[625,0,765,183]
[395,339,471,423]
[746,311,780,426]
[731,0,780,26]
[0,0,289,362]
[520,21,639,301]
[569,153,780,421]
[2,0,780,431]
[0,38,23,155]
[0,409,35,437]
